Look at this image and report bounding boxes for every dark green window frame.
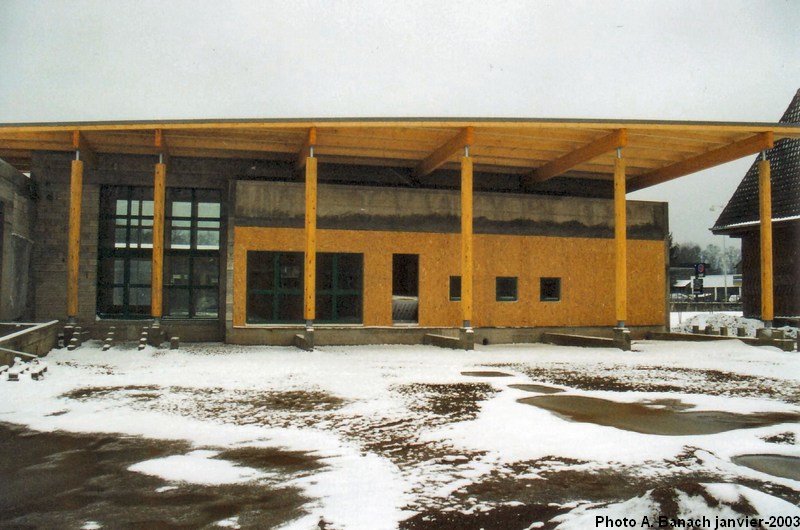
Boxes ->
[97,186,221,320]
[96,186,154,318]
[449,276,461,301]
[246,251,363,324]
[163,188,222,319]
[540,277,561,302]
[316,253,363,323]
[496,276,518,302]
[247,252,305,324]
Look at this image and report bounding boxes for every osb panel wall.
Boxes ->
[233,226,666,328]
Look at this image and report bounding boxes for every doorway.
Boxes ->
[392,254,419,324]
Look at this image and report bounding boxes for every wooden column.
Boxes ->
[461,153,473,328]
[758,157,773,325]
[304,156,318,326]
[67,158,84,321]
[151,162,166,320]
[614,151,627,327]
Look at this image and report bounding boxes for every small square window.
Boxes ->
[449,276,461,301]
[540,277,561,302]
[496,277,518,302]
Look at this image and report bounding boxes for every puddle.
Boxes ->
[732,454,800,481]
[461,371,514,378]
[508,384,565,394]
[519,395,800,436]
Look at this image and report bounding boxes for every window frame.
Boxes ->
[96,186,155,319]
[449,276,462,301]
[315,252,363,324]
[246,251,305,324]
[97,186,222,320]
[540,277,562,302]
[163,188,222,319]
[246,251,364,325]
[495,276,518,302]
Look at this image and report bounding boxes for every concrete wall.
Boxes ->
[0,320,60,365]
[30,152,99,324]
[0,160,36,320]
[236,181,668,239]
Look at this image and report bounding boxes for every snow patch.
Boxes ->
[128,450,270,485]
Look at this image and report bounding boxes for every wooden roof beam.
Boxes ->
[523,129,627,188]
[413,126,474,179]
[71,130,96,167]
[627,131,774,193]
[295,127,317,171]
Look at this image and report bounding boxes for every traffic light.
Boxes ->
[694,263,707,278]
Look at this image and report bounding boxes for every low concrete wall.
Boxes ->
[93,320,223,343]
[671,302,743,312]
[228,325,665,347]
[0,320,60,365]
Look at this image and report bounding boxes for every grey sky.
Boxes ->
[1,0,797,247]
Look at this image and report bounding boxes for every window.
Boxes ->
[496,276,518,302]
[316,253,363,323]
[163,189,221,318]
[97,186,221,319]
[247,252,304,324]
[97,186,154,318]
[540,277,561,302]
[449,276,461,301]
[246,251,364,324]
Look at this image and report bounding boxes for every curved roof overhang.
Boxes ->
[1,117,799,193]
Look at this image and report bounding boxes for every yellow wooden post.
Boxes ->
[758,157,773,325]
[151,161,166,320]
[461,153,473,328]
[67,158,84,321]
[304,156,318,326]
[614,151,627,327]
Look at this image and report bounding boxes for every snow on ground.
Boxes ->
[671,310,798,339]
[0,337,799,529]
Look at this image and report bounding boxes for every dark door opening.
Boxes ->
[392,254,419,323]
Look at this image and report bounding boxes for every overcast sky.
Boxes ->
[1,0,797,248]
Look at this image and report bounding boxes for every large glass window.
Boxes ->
[97,187,155,318]
[316,253,363,323]
[246,251,363,324]
[97,186,221,319]
[247,252,304,324]
[164,189,221,318]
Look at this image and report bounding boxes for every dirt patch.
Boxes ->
[497,363,800,404]
[520,395,800,435]
[395,382,496,421]
[762,431,796,445]
[61,385,161,401]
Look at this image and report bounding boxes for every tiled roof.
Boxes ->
[713,89,800,232]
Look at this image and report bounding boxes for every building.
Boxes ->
[0,118,798,348]
[672,274,742,302]
[713,90,800,321]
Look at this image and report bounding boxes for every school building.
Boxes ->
[0,119,797,349]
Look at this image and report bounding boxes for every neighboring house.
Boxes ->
[712,90,800,319]
[672,274,742,302]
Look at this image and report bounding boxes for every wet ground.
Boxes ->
[0,423,313,529]
[2,343,800,529]
[519,394,800,436]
